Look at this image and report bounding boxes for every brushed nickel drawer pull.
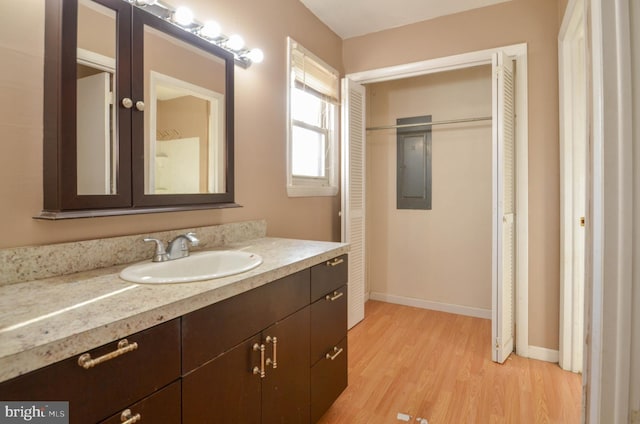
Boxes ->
[120,409,141,424]
[78,339,138,370]
[325,291,344,302]
[266,336,278,369]
[326,258,344,267]
[253,343,266,378]
[325,346,344,361]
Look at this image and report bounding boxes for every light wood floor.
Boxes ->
[318,301,582,424]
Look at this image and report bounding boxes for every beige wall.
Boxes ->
[0,0,342,249]
[366,66,493,311]
[558,0,570,27]
[345,0,561,349]
[78,1,116,58]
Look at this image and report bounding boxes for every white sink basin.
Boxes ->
[120,250,263,284]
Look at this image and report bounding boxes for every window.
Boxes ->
[286,37,339,197]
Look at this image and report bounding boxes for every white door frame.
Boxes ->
[584,0,635,421]
[558,0,587,373]
[345,43,530,358]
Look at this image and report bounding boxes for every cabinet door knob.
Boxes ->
[135,100,145,111]
[252,343,266,378]
[120,409,141,424]
[325,291,344,302]
[266,336,278,369]
[326,258,344,267]
[121,98,133,109]
[325,346,344,361]
[78,339,138,370]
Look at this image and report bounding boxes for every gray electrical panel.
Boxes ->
[397,115,432,210]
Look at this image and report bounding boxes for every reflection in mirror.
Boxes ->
[76,0,117,195]
[151,73,225,194]
[143,25,226,195]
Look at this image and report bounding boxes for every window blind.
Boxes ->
[290,39,339,103]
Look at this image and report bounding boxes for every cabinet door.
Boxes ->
[182,335,262,424]
[44,0,133,211]
[262,307,311,424]
[100,380,181,424]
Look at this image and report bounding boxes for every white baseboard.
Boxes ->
[527,345,559,363]
[368,292,560,364]
[368,292,492,319]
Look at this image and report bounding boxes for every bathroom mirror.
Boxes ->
[143,25,226,195]
[76,0,117,196]
[40,0,235,218]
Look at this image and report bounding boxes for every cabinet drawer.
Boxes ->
[311,285,347,365]
[100,380,181,424]
[310,337,348,423]
[182,269,310,372]
[0,319,181,424]
[311,255,348,302]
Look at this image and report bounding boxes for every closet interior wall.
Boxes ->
[365,65,493,315]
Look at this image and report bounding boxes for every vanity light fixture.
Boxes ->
[245,48,264,64]
[200,20,221,39]
[225,34,245,51]
[172,6,194,27]
[128,0,264,68]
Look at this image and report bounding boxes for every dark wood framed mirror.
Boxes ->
[39,0,236,219]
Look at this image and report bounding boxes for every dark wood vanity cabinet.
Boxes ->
[0,255,348,423]
[183,307,311,424]
[0,319,181,424]
[310,255,349,422]
[182,270,311,424]
[182,256,349,424]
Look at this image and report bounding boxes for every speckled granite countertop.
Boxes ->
[0,237,348,383]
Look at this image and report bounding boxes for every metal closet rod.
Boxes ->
[365,115,492,131]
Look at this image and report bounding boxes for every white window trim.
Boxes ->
[286,37,339,197]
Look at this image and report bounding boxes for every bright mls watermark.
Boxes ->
[0,402,68,423]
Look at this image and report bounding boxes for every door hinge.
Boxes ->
[495,337,501,350]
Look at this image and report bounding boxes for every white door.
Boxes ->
[77,72,112,195]
[341,78,366,329]
[559,0,586,373]
[491,51,516,364]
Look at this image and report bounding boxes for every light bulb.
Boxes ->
[226,34,245,51]
[246,48,264,64]
[200,21,221,39]
[173,6,194,26]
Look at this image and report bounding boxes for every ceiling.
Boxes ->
[299,0,512,39]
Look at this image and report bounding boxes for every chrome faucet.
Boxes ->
[144,232,199,262]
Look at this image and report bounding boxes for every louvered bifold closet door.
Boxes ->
[491,51,516,364]
[341,79,365,329]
